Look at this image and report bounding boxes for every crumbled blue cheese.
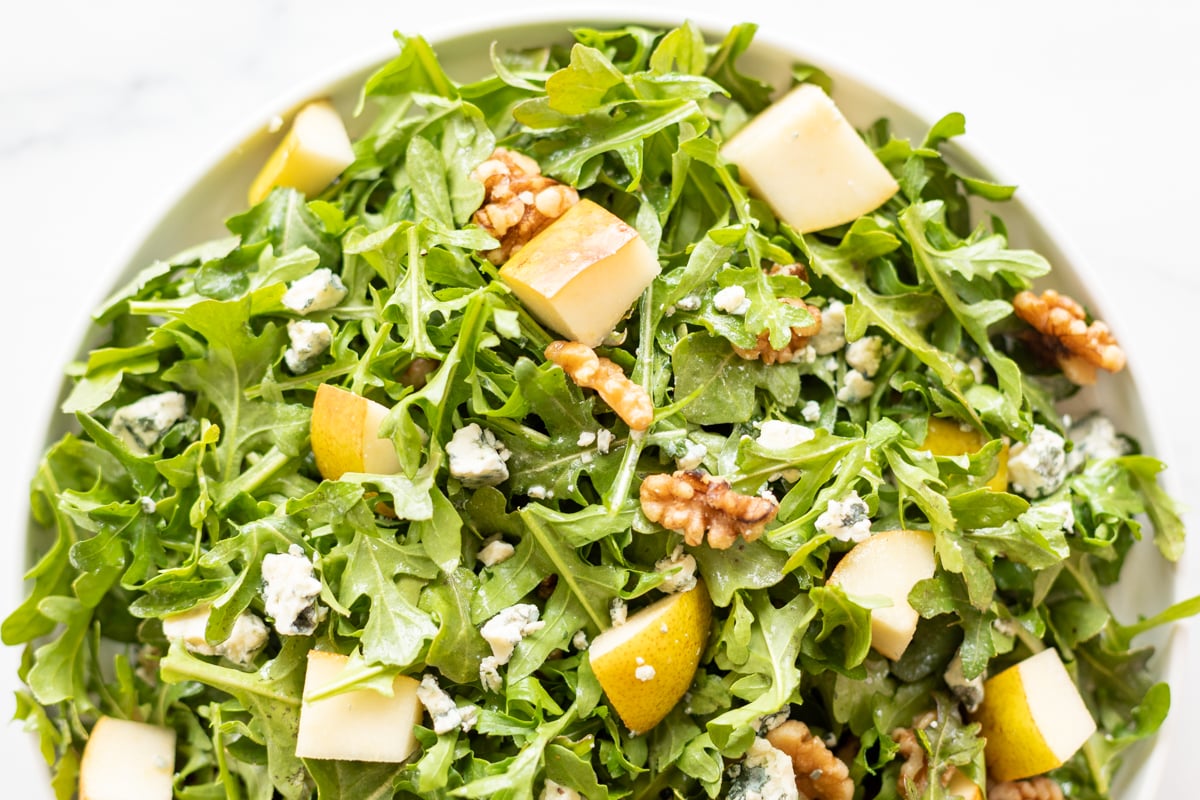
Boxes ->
[815,491,871,543]
[811,300,846,355]
[943,651,985,713]
[527,485,550,500]
[676,294,702,312]
[281,268,347,314]
[1007,424,1067,498]
[539,780,583,800]
[610,598,628,627]
[572,630,589,651]
[110,391,188,455]
[479,657,503,692]
[655,546,698,594]
[417,674,478,734]
[261,545,322,636]
[836,370,875,404]
[757,420,815,450]
[596,428,615,454]
[139,496,158,514]
[284,319,333,373]
[1065,414,1128,472]
[714,285,751,315]
[635,664,657,682]
[753,710,790,735]
[480,604,544,665]
[726,737,800,800]
[161,605,268,666]
[1039,499,1076,532]
[801,400,821,423]
[676,440,708,471]
[845,335,883,377]
[577,430,597,447]
[478,537,515,567]
[447,423,511,488]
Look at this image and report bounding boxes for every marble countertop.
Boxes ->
[3,0,1198,794]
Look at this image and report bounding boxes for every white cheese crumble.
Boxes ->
[713,285,751,315]
[655,546,698,594]
[446,423,511,488]
[162,605,268,666]
[139,496,158,514]
[754,710,790,735]
[577,430,597,447]
[635,664,657,682]
[610,598,628,627]
[527,485,549,500]
[596,428,615,454]
[726,737,800,800]
[1065,414,1128,473]
[1007,424,1067,498]
[757,419,815,450]
[811,300,846,355]
[814,491,872,543]
[479,657,503,692]
[836,369,875,404]
[943,651,985,713]
[284,319,333,373]
[417,674,478,734]
[480,604,544,665]
[676,440,708,471]
[539,779,583,800]
[281,268,347,314]
[676,294,702,312]
[478,537,515,567]
[110,391,188,455]
[967,356,985,383]
[572,630,589,651]
[845,335,884,377]
[801,400,821,423]
[261,544,323,636]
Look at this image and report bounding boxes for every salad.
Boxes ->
[5,19,1195,800]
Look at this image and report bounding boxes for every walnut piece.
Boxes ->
[1012,289,1125,385]
[987,777,1064,800]
[891,712,965,797]
[765,720,854,800]
[471,148,579,264]
[732,298,823,365]
[639,470,779,549]
[544,340,653,431]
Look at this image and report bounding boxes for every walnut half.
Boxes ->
[732,298,823,365]
[765,721,854,800]
[987,777,1064,800]
[544,340,653,431]
[639,470,779,549]
[470,148,579,264]
[1012,289,1125,385]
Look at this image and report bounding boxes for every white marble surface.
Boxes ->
[2,0,1198,792]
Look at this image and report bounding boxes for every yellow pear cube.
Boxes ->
[79,716,176,800]
[499,199,660,347]
[720,84,899,233]
[295,650,423,762]
[922,417,1009,492]
[826,529,937,660]
[972,648,1096,782]
[248,100,355,205]
[588,582,712,734]
[310,384,401,480]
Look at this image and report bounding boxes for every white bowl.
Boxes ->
[12,13,1185,798]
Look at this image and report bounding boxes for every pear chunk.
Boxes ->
[720,84,899,233]
[826,529,937,660]
[309,383,401,480]
[972,648,1096,782]
[499,199,660,347]
[295,650,423,762]
[248,100,355,205]
[79,716,176,800]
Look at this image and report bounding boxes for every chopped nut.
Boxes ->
[987,777,1064,800]
[732,299,823,365]
[544,340,653,430]
[891,712,963,796]
[471,148,579,264]
[768,262,809,282]
[399,357,439,389]
[766,720,854,800]
[1012,289,1125,385]
[639,470,779,549]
